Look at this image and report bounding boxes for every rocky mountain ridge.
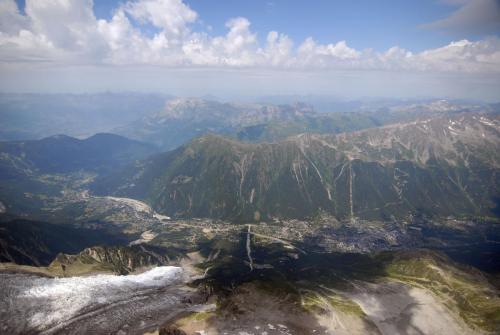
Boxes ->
[117,97,494,150]
[95,111,500,221]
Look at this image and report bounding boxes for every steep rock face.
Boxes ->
[51,245,170,275]
[95,112,500,222]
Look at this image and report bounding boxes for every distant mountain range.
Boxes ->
[0,133,156,175]
[116,97,492,150]
[115,98,330,149]
[0,92,168,141]
[0,93,494,150]
[94,112,500,222]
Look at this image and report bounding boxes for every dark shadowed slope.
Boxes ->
[0,133,157,216]
[0,215,128,266]
[0,133,157,174]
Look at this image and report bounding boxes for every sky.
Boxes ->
[1,0,500,100]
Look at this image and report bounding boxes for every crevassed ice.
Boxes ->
[17,266,183,330]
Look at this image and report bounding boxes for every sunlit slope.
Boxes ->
[95,112,500,221]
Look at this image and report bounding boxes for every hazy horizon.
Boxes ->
[1,0,499,100]
[0,90,498,105]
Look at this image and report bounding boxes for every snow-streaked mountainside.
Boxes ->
[309,112,500,166]
[0,266,184,333]
[95,111,500,221]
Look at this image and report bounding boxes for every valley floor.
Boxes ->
[1,196,499,334]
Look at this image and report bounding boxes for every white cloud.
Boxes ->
[220,17,257,56]
[416,38,500,73]
[296,38,362,69]
[24,0,108,60]
[0,0,28,34]
[97,9,149,64]
[261,31,293,66]
[181,17,260,67]
[298,38,361,60]
[0,0,499,74]
[124,0,197,37]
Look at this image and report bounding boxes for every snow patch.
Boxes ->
[479,117,496,127]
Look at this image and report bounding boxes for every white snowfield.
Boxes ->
[1,266,184,334]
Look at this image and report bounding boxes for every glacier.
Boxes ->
[0,266,189,334]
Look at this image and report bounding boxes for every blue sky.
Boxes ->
[85,0,499,51]
[14,0,500,51]
[186,0,455,51]
[3,0,500,100]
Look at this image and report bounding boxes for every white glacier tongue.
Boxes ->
[1,266,185,334]
[23,266,183,299]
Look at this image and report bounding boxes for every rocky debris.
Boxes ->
[51,245,170,275]
[159,326,187,335]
